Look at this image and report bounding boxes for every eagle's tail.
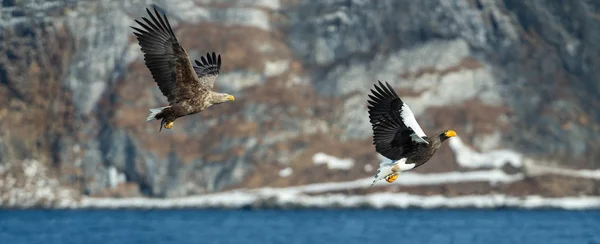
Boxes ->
[146,106,170,122]
[370,158,400,187]
[370,165,394,187]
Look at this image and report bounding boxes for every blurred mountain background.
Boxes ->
[0,0,599,208]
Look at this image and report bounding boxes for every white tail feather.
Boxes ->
[371,164,395,186]
[370,158,410,187]
[146,106,170,122]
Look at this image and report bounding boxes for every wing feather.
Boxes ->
[372,113,414,160]
[193,52,221,89]
[131,6,199,105]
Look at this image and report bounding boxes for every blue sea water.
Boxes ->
[0,209,599,244]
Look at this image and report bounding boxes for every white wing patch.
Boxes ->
[400,102,427,138]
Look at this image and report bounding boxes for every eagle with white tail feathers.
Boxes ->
[367,81,457,186]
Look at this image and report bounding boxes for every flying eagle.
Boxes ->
[367,81,457,186]
[131,6,235,131]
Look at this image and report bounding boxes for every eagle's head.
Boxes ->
[213,93,235,104]
[439,129,457,141]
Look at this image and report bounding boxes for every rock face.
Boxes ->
[1,0,599,206]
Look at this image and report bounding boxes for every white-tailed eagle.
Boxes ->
[131,6,235,131]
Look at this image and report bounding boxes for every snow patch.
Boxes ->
[290,170,523,193]
[524,159,600,180]
[78,167,599,210]
[107,166,126,188]
[449,136,523,169]
[312,152,355,170]
[0,159,78,208]
[81,192,600,210]
[82,191,257,209]
[264,60,290,77]
[279,167,293,177]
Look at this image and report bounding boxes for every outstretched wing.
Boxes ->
[193,52,221,89]
[367,81,428,160]
[371,113,420,160]
[131,6,199,105]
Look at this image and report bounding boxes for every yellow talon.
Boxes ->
[164,121,174,129]
[385,173,399,183]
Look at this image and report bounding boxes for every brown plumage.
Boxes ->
[132,6,235,131]
[367,81,457,186]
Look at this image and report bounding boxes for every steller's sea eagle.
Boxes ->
[131,6,235,131]
[367,81,457,186]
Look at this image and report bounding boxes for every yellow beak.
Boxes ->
[445,130,457,137]
[227,95,235,101]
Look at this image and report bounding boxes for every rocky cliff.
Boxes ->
[1,0,599,208]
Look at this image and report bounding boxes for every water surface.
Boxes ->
[0,209,598,244]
